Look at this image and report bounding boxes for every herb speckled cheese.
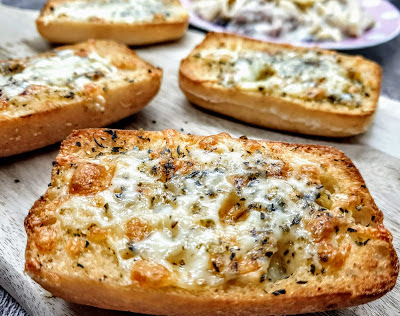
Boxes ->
[25,129,398,315]
[179,33,382,137]
[56,143,321,287]
[0,49,116,115]
[0,40,162,157]
[199,49,364,107]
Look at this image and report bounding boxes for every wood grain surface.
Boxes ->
[0,4,399,316]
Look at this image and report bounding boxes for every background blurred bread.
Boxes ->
[179,32,382,137]
[37,0,189,45]
[0,40,162,157]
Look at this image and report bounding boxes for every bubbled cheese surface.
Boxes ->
[54,138,325,289]
[0,50,116,100]
[198,48,366,107]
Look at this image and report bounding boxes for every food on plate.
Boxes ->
[179,32,381,137]
[37,0,189,45]
[25,128,398,315]
[0,40,162,157]
[191,0,375,42]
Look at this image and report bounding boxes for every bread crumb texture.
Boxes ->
[25,129,398,315]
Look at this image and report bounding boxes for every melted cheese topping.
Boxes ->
[57,143,324,288]
[0,49,116,100]
[0,48,125,117]
[199,48,364,107]
[43,0,186,24]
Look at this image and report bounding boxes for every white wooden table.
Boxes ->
[0,4,399,316]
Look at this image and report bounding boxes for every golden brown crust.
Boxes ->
[25,129,398,315]
[36,0,189,45]
[179,32,382,137]
[0,40,162,157]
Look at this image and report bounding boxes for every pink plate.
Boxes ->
[181,0,400,50]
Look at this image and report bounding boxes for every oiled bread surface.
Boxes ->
[0,40,162,157]
[179,32,382,137]
[25,129,398,316]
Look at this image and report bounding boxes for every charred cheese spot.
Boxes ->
[0,99,9,109]
[87,225,109,243]
[154,158,195,182]
[149,149,167,160]
[25,258,41,273]
[307,213,344,243]
[237,257,261,275]
[65,237,86,257]
[265,162,289,179]
[316,191,333,210]
[88,16,104,22]
[318,241,351,268]
[153,12,167,22]
[90,195,106,208]
[74,49,89,57]
[219,192,249,225]
[82,82,102,96]
[131,260,170,287]
[158,159,176,182]
[171,159,196,176]
[69,163,114,195]
[305,87,326,100]
[296,164,320,184]
[242,139,261,152]
[20,84,47,96]
[125,218,152,242]
[25,212,57,230]
[33,226,57,253]
[198,135,220,150]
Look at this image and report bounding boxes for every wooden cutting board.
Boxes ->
[0,4,399,316]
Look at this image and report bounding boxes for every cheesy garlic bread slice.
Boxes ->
[25,129,398,315]
[179,33,381,137]
[37,0,189,45]
[0,40,162,157]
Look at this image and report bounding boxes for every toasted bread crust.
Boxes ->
[36,0,189,45]
[179,33,382,137]
[25,129,398,315]
[0,40,162,157]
